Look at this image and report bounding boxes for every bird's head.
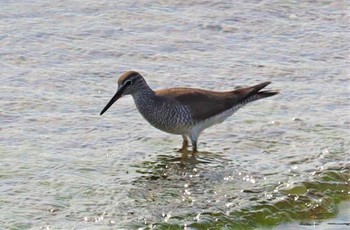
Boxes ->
[100,71,145,115]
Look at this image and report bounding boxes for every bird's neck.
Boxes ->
[132,83,157,105]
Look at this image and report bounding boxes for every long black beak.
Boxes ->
[100,86,125,115]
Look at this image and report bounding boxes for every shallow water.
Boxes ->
[1,0,349,229]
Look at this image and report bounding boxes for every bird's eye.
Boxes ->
[125,80,132,86]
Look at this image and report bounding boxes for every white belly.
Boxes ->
[188,104,243,139]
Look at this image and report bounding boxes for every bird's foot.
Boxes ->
[177,147,188,153]
[179,147,197,159]
[180,151,189,161]
[180,151,198,164]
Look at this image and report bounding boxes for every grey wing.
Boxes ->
[169,89,237,121]
[166,82,276,121]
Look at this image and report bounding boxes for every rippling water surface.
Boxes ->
[1,0,349,229]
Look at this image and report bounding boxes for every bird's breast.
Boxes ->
[133,96,194,135]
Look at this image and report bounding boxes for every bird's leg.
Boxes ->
[190,138,198,158]
[182,135,189,149]
[179,135,189,152]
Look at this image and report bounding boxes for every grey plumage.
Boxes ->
[100,71,279,155]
